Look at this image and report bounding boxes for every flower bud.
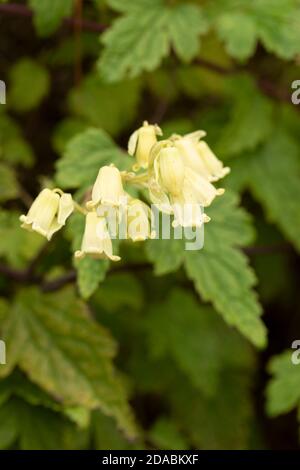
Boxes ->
[20,189,73,240]
[75,211,120,261]
[156,147,185,196]
[87,165,124,209]
[128,121,162,170]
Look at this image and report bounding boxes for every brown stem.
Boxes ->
[42,270,76,292]
[0,4,294,104]
[0,3,107,33]
[74,0,83,87]
[243,242,292,256]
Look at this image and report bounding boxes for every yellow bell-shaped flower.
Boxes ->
[155,146,185,197]
[87,165,124,209]
[173,131,230,182]
[197,140,230,181]
[127,198,154,242]
[183,167,225,207]
[20,189,74,240]
[75,211,120,261]
[128,121,162,170]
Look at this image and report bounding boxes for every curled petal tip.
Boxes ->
[216,188,225,195]
[74,250,84,259]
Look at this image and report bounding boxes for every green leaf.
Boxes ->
[145,237,185,276]
[77,258,109,300]
[0,397,88,450]
[8,58,50,112]
[29,0,74,37]
[266,350,300,416]
[68,74,142,136]
[247,131,300,253]
[146,191,265,348]
[92,410,142,450]
[0,210,44,269]
[52,118,88,154]
[0,287,137,438]
[55,128,130,189]
[0,398,19,448]
[66,213,109,299]
[209,0,300,60]
[215,12,257,60]
[99,1,208,82]
[170,370,254,450]
[184,191,266,348]
[0,371,90,428]
[166,4,208,62]
[145,288,255,396]
[92,272,144,313]
[216,76,273,158]
[0,163,18,202]
[0,113,34,166]
[148,418,189,450]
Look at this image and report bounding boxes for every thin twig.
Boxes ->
[0,3,294,104]
[0,3,107,33]
[243,242,292,256]
[74,0,83,87]
[42,270,76,292]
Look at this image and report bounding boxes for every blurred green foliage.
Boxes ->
[0,0,300,450]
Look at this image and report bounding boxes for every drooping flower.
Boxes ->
[172,131,230,181]
[154,146,185,197]
[75,211,120,261]
[86,165,124,209]
[148,139,225,227]
[127,197,155,242]
[20,189,73,240]
[128,121,162,170]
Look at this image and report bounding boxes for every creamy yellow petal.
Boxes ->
[157,147,185,196]
[57,193,74,225]
[197,141,230,181]
[89,165,124,207]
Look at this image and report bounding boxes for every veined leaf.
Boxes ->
[184,191,266,348]
[99,1,208,82]
[66,213,109,299]
[0,287,137,438]
[208,0,300,60]
[145,190,265,347]
[55,128,130,189]
[0,397,88,450]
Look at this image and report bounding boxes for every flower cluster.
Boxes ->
[20,122,230,261]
